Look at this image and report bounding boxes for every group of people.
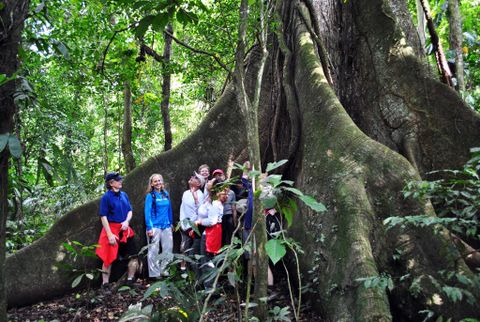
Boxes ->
[95,163,254,290]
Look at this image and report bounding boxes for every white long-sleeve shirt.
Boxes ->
[179,189,204,231]
[198,200,223,227]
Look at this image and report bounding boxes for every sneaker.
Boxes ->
[125,278,138,287]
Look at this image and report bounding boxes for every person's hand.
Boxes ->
[107,233,118,245]
[120,220,129,230]
[147,230,154,237]
[188,229,195,239]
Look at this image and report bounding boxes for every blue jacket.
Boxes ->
[144,190,173,230]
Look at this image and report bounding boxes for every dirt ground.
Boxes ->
[8,277,323,321]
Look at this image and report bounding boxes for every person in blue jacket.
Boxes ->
[144,173,173,279]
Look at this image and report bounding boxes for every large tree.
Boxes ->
[6,0,480,320]
[1,0,30,319]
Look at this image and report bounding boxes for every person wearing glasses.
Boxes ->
[144,173,174,279]
[95,172,138,290]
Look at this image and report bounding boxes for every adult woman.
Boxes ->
[144,174,173,279]
[179,175,204,270]
[96,172,138,288]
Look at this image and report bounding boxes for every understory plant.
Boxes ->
[120,160,326,321]
[359,147,480,321]
[57,240,100,289]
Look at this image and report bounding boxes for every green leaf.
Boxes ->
[299,195,326,212]
[132,0,150,10]
[85,273,94,280]
[265,239,286,265]
[227,271,236,287]
[136,15,155,38]
[71,274,83,288]
[442,286,463,302]
[176,9,198,25]
[266,159,288,173]
[281,205,293,227]
[143,281,165,299]
[0,133,8,152]
[151,13,169,32]
[0,3,5,10]
[266,174,282,187]
[283,187,304,196]
[195,0,209,12]
[262,196,277,209]
[0,73,16,86]
[8,135,22,158]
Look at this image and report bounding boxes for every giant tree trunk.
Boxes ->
[0,0,30,318]
[6,0,480,320]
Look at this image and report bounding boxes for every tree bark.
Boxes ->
[161,23,173,151]
[0,0,30,318]
[122,81,136,172]
[415,0,426,51]
[5,0,480,320]
[448,0,465,92]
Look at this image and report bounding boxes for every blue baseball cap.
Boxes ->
[105,172,123,182]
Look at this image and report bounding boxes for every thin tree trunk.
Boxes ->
[0,0,29,318]
[121,81,136,172]
[161,24,173,151]
[13,110,23,221]
[233,0,269,319]
[102,93,109,174]
[419,0,453,86]
[416,0,426,51]
[448,0,465,92]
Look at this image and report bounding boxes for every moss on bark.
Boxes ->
[290,3,478,320]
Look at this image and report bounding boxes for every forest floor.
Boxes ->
[7,276,323,321]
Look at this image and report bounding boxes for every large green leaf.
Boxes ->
[299,195,326,212]
[266,174,282,187]
[136,15,155,38]
[152,13,169,32]
[283,186,304,196]
[265,239,286,265]
[261,196,277,209]
[266,159,288,173]
[8,134,22,158]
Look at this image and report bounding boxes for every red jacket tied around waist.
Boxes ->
[96,222,135,267]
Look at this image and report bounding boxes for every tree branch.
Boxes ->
[164,29,231,73]
[140,43,164,63]
[100,22,138,76]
